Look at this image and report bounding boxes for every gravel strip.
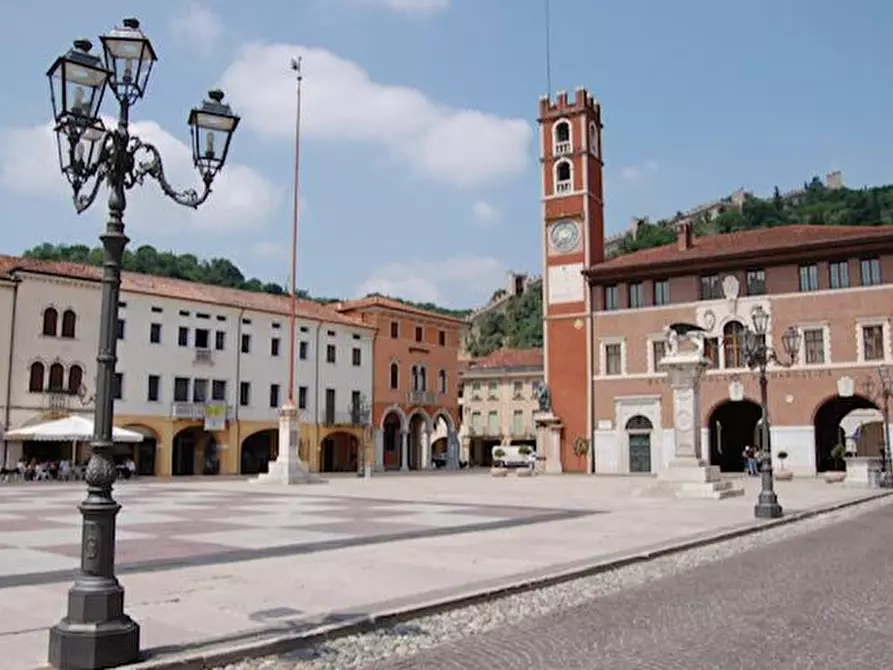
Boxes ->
[220,496,892,670]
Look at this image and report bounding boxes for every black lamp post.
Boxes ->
[350,394,372,477]
[742,305,800,520]
[45,18,239,669]
[861,366,893,488]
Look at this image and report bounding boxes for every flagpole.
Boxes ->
[544,0,552,95]
[287,56,303,406]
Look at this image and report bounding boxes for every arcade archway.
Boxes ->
[122,424,160,476]
[814,395,880,472]
[708,400,763,472]
[407,411,430,470]
[172,426,220,476]
[321,431,359,472]
[382,410,404,469]
[241,429,277,475]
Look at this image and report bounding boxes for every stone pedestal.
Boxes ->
[534,410,563,474]
[657,350,743,500]
[254,404,323,485]
[844,456,883,488]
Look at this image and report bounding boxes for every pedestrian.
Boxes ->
[742,445,758,476]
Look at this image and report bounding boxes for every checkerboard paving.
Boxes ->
[0,484,581,586]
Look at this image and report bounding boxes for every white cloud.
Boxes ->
[472,200,500,226]
[219,43,532,189]
[358,256,506,306]
[169,2,225,55]
[357,0,450,16]
[250,241,288,259]
[619,159,659,183]
[0,119,279,234]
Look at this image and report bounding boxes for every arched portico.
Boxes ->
[240,428,277,475]
[430,409,458,468]
[813,394,881,472]
[707,399,763,473]
[407,409,432,471]
[320,430,359,472]
[172,426,220,476]
[379,404,408,432]
[381,408,406,470]
[122,424,160,476]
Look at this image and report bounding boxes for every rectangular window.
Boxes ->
[239,381,251,406]
[746,268,766,296]
[299,341,308,360]
[269,383,280,408]
[211,380,227,401]
[174,377,190,402]
[298,385,308,410]
[803,328,825,364]
[863,325,885,361]
[829,261,850,289]
[604,284,619,311]
[471,411,482,433]
[487,382,498,399]
[215,330,226,351]
[194,328,209,349]
[415,326,424,343]
[390,321,399,338]
[192,378,208,403]
[704,337,720,369]
[113,373,123,399]
[628,282,644,308]
[147,374,160,402]
[325,389,336,424]
[605,343,622,375]
[861,257,882,286]
[471,382,481,400]
[326,344,336,364]
[271,337,280,357]
[653,279,670,306]
[699,274,721,300]
[352,347,362,366]
[241,333,251,354]
[116,319,126,340]
[438,330,446,346]
[149,323,162,344]
[178,326,189,347]
[487,411,499,435]
[351,390,362,421]
[511,409,523,435]
[799,264,819,292]
[512,380,523,399]
[652,340,666,371]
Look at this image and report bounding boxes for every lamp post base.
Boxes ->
[48,604,140,669]
[754,491,784,519]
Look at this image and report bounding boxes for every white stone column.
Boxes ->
[254,403,321,485]
[400,429,409,472]
[373,429,384,472]
[421,430,432,469]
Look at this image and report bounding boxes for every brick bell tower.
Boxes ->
[538,87,604,473]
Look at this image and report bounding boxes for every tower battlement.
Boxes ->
[538,86,601,120]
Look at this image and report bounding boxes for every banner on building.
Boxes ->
[204,403,227,431]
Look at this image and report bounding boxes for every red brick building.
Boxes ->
[540,89,893,476]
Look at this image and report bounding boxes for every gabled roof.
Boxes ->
[461,348,544,373]
[336,295,467,326]
[0,255,370,329]
[586,224,893,281]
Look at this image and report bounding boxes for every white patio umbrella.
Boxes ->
[4,415,144,443]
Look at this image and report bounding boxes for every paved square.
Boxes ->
[0,481,587,588]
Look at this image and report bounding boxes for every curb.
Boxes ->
[117,490,893,670]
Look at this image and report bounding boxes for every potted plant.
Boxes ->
[517,445,534,477]
[775,451,793,480]
[825,444,847,483]
[491,448,508,477]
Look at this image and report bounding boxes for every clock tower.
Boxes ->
[539,87,604,473]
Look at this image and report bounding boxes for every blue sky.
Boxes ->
[1,0,891,308]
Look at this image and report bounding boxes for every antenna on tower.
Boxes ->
[544,0,552,96]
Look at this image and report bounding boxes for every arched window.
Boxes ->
[28,362,45,393]
[589,121,599,157]
[61,309,77,338]
[438,369,447,394]
[42,307,58,337]
[389,362,399,390]
[48,363,65,392]
[626,414,653,473]
[553,120,571,155]
[723,321,746,369]
[419,366,427,392]
[411,365,419,391]
[554,159,572,194]
[67,364,83,395]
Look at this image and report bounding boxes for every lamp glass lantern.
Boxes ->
[55,120,107,186]
[751,305,770,335]
[188,89,240,180]
[100,17,157,103]
[781,326,800,360]
[46,39,109,135]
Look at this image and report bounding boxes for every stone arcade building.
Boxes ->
[539,88,893,476]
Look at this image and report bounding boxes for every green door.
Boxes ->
[629,434,652,473]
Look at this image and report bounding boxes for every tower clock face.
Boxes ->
[549,219,581,253]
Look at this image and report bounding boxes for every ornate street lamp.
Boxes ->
[743,305,800,519]
[45,18,239,670]
[349,394,373,478]
[862,366,893,488]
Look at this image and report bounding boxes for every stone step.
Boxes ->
[675,480,745,500]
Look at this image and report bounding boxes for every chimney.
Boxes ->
[675,219,693,251]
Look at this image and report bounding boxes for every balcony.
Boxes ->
[170,402,232,420]
[555,141,572,155]
[322,410,369,427]
[406,390,438,405]
[194,348,214,364]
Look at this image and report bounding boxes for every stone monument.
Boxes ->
[533,382,563,474]
[657,324,743,499]
[254,403,323,485]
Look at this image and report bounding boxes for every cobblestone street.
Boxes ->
[373,502,893,670]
